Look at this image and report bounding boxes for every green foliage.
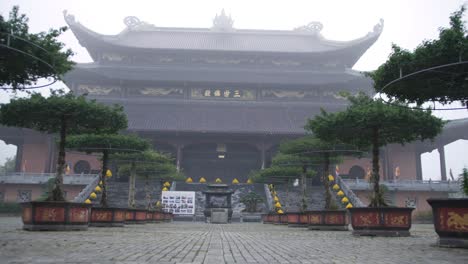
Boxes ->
[67,134,149,154]
[460,168,468,195]
[0,91,127,135]
[0,6,74,90]
[307,94,444,149]
[251,166,306,184]
[240,192,264,213]
[370,6,468,106]
[116,150,182,181]
[0,202,22,214]
[307,94,444,207]
[0,90,128,201]
[36,178,55,201]
[0,155,16,174]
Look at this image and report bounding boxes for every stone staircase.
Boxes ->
[274,180,327,212]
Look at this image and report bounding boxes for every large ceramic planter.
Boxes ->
[152,211,164,223]
[21,201,91,231]
[279,214,288,225]
[306,210,348,231]
[90,207,126,227]
[271,214,280,224]
[261,214,269,224]
[125,209,147,224]
[146,210,154,223]
[427,198,468,248]
[349,207,414,237]
[287,212,308,227]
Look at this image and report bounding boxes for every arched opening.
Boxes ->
[0,140,18,175]
[181,143,261,183]
[348,165,365,179]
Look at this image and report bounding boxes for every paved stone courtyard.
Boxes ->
[0,217,467,264]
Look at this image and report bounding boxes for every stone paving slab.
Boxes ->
[0,217,467,264]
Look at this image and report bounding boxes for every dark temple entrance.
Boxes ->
[181,143,261,183]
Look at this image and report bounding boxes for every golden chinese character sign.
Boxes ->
[191,88,255,100]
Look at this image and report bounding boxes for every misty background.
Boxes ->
[0,0,467,180]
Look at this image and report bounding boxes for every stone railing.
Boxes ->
[264,184,274,212]
[73,175,100,203]
[0,173,98,185]
[342,179,460,192]
[335,174,365,207]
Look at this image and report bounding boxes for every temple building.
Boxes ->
[0,11,466,213]
[60,11,383,182]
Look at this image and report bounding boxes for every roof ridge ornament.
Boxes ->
[212,9,234,32]
[294,22,323,35]
[123,16,156,31]
[373,19,384,34]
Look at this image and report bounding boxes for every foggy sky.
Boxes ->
[0,0,467,180]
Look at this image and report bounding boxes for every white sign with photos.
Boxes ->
[161,191,196,215]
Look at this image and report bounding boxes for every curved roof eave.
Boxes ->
[64,11,383,60]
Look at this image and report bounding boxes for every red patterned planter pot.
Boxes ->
[146,211,154,223]
[125,209,136,224]
[152,211,164,222]
[279,214,288,225]
[287,212,307,227]
[349,207,414,237]
[427,198,468,248]
[21,201,91,231]
[306,210,348,231]
[134,209,147,224]
[90,207,126,227]
[261,214,269,224]
[271,214,280,224]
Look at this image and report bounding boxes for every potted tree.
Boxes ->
[66,134,150,226]
[239,192,264,222]
[308,94,444,236]
[280,136,355,231]
[0,92,127,230]
[251,153,315,227]
[370,6,468,245]
[116,150,183,223]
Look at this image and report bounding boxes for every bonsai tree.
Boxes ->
[251,153,315,212]
[66,134,150,207]
[240,192,264,213]
[115,150,183,209]
[461,168,468,196]
[279,136,351,210]
[0,91,127,201]
[371,6,468,107]
[0,6,74,90]
[307,94,444,207]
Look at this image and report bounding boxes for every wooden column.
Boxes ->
[438,146,447,181]
[176,144,183,172]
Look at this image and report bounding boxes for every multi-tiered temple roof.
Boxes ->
[63,11,383,135]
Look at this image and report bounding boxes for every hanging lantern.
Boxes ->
[277,209,284,214]
[246,178,253,184]
[346,203,353,209]
[337,190,344,197]
[94,186,102,193]
[185,177,193,183]
[232,178,239,184]
[328,175,335,182]
[341,197,349,204]
[105,169,112,178]
[275,202,282,208]
[85,199,92,204]
[199,177,207,183]
[164,181,171,187]
[215,178,222,183]
[332,184,340,191]
[99,181,103,186]
[162,187,169,191]
[89,192,97,199]
[273,196,279,202]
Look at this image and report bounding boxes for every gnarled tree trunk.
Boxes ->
[100,150,109,207]
[48,115,66,201]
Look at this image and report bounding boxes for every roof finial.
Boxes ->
[212,9,234,32]
[294,22,323,35]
